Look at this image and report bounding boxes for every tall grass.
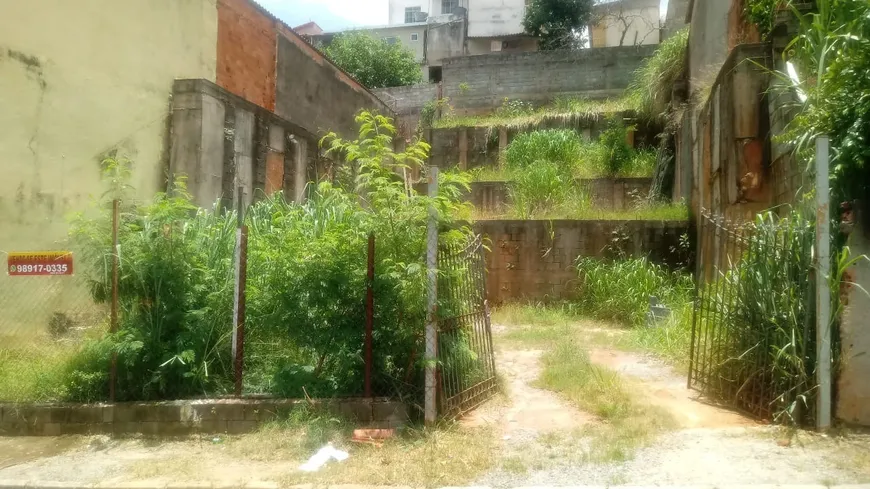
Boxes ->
[575,257,693,327]
[625,27,690,122]
[433,97,632,130]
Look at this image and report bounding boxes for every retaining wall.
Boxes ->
[0,398,407,436]
[442,46,657,114]
[467,179,653,213]
[474,219,688,303]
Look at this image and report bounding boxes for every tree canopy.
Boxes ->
[324,32,423,89]
[523,0,594,50]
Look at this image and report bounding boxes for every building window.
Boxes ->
[383,36,399,45]
[405,6,421,23]
[411,33,419,41]
[441,0,459,15]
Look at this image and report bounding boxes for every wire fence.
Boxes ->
[688,210,818,424]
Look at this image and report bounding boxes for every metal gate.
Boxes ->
[437,234,497,417]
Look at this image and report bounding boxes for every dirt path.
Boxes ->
[474,321,870,487]
[589,348,754,429]
[462,349,593,435]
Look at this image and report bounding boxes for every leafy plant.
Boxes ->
[504,129,582,173]
[745,0,782,38]
[324,32,423,88]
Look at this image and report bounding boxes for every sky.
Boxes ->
[256,0,670,32]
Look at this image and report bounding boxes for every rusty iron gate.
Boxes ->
[437,234,497,417]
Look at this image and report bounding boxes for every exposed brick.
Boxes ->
[216,0,277,111]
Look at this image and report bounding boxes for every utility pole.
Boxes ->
[425,166,439,426]
[815,136,832,431]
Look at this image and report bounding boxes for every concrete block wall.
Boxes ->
[442,46,658,114]
[0,398,408,436]
[475,219,688,303]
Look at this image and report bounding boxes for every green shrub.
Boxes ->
[575,257,693,327]
[597,120,635,176]
[504,129,582,172]
[508,161,571,218]
[58,111,473,403]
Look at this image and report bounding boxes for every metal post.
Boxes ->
[815,136,832,430]
[365,233,375,398]
[232,187,248,397]
[425,166,439,426]
[110,198,120,402]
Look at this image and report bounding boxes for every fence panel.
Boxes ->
[437,234,498,417]
[689,211,817,424]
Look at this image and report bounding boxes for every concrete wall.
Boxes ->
[170,79,319,210]
[475,219,688,303]
[690,43,774,222]
[467,0,526,37]
[466,36,539,56]
[442,46,657,113]
[427,20,467,65]
[687,0,759,84]
[0,0,217,334]
[0,398,407,436]
[838,211,870,426]
[663,0,691,39]
[275,33,394,140]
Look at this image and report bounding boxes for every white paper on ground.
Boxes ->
[298,444,350,472]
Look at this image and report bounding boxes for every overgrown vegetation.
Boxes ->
[0,112,473,404]
[433,96,632,130]
[324,32,423,88]
[575,256,693,327]
[625,27,690,123]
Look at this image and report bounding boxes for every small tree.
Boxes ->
[523,0,594,50]
[324,32,423,89]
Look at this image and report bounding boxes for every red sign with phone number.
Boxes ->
[7,251,74,276]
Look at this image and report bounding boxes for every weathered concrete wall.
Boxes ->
[466,36,539,56]
[427,20,467,65]
[170,79,319,209]
[687,0,759,84]
[475,219,688,303]
[275,32,393,139]
[0,0,217,334]
[663,0,690,39]
[0,398,407,436]
[691,43,774,222]
[375,83,439,117]
[838,211,870,426]
[442,46,657,113]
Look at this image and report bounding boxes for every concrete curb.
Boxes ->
[2,484,870,489]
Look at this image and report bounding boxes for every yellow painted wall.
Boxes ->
[0,0,217,335]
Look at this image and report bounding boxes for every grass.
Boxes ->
[434,97,634,130]
[128,407,497,487]
[0,335,81,402]
[537,335,675,462]
[619,303,694,373]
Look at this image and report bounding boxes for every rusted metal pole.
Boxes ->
[232,188,248,397]
[110,198,120,402]
[365,233,375,398]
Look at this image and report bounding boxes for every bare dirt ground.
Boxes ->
[473,321,870,487]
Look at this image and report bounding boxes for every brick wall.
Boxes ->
[442,46,657,113]
[217,0,277,111]
[475,219,688,303]
[214,0,392,139]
